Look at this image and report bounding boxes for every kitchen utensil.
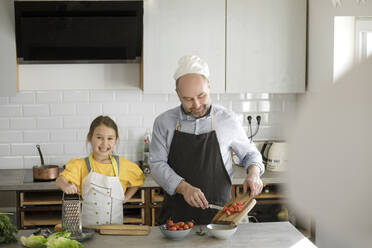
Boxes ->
[84,224,150,236]
[62,193,82,238]
[206,223,238,239]
[267,142,288,172]
[32,144,59,181]
[159,224,191,240]
[211,193,256,226]
[208,204,223,210]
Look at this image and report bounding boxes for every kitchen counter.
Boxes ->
[3,222,316,248]
[0,166,286,191]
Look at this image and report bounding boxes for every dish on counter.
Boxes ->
[206,223,238,239]
[159,224,192,240]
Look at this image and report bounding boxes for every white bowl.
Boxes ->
[206,224,238,239]
[159,224,192,240]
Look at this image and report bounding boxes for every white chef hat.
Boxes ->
[173,55,210,81]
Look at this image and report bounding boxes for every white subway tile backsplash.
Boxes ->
[0,131,23,143]
[63,116,90,128]
[23,104,49,116]
[23,156,42,168]
[220,93,245,101]
[128,103,154,115]
[64,143,87,155]
[232,101,257,113]
[128,127,146,141]
[0,144,10,156]
[0,157,23,169]
[246,93,270,100]
[0,88,297,169]
[10,118,36,129]
[142,94,167,103]
[115,90,141,102]
[90,90,115,102]
[76,129,89,141]
[116,115,142,127]
[11,144,36,156]
[50,130,75,142]
[10,92,35,104]
[77,103,102,115]
[102,103,127,115]
[24,130,49,142]
[63,91,89,103]
[37,117,63,129]
[257,101,282,113]
[0,105,22,117]
[36,91,62,103]
[50,104,76,116]
[0,118,9,129]
[40,143,64,155]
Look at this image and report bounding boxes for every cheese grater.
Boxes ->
[62,193,82,237]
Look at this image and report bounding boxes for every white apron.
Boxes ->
[81,154,125,226]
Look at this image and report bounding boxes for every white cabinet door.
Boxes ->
[143,0,225,94]
[0,0,17,96]
[226,0,306,93]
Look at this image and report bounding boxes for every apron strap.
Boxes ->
[84,155,120,176]
[84,157,91,172]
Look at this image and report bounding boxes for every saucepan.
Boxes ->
[33,145,59,181]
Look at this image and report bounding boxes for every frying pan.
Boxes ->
[33,144,59,181]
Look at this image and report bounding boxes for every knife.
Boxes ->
[208,204,224,210]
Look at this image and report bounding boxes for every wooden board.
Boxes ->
[83,224,150,236]
[211,193,256,226]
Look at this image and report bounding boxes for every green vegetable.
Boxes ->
[21,231,83,248]
[47,237,82,248]
[0,213,18,244]
[20,235,47,248]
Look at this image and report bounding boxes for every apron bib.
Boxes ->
[158,111,232,225]
[81,154,125,226]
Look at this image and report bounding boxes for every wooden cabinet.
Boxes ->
[143,0,225,93]
[226,0,307,93]
[0,0,17,96]
[18,189,146,228]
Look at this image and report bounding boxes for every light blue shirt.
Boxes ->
[149,104,264,195]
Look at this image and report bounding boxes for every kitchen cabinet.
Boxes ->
[143,0,306,94]
[226,0,307,93]
[143,0,225,94]
[17,189,146,228]
[0,0,17,96]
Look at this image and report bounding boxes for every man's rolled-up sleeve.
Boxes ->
[149,117,183,195]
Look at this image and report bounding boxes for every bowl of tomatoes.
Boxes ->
[159,220,194,240]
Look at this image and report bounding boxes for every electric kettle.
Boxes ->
[267,142,288,172]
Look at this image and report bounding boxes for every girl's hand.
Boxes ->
[63,184,80,194]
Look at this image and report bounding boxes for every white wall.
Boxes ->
[0,89,296,169]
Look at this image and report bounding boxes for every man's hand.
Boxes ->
[176,180,209,209]
[243,165,263,197]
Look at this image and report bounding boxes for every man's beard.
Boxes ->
[184,104,211,118]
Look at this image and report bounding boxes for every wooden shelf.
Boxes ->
[20,191,62,207]
[151,188,164,203]
[123,208,145,224]
[21,210,61,227]
[125,189,145,204]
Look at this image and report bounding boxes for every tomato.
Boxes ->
[232,203,237,208]
[226,210,231,216]
[187,221,194,228]
[183,224,189,230]
[177,221,185,227]
[237,201,243,206]
[167,220,174,227]
[222,206,228,212]
[169,226,177,231]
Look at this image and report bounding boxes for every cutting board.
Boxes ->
[83,224,150,236]
[211,193,257,226]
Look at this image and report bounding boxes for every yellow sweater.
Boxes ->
[60,155,145,193]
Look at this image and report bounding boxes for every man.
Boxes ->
[149,55,264,224]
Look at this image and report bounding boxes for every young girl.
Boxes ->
[56,115,145,226]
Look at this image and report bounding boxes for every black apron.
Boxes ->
[157,111,232,225]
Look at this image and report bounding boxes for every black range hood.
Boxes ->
[15,1,143,63]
